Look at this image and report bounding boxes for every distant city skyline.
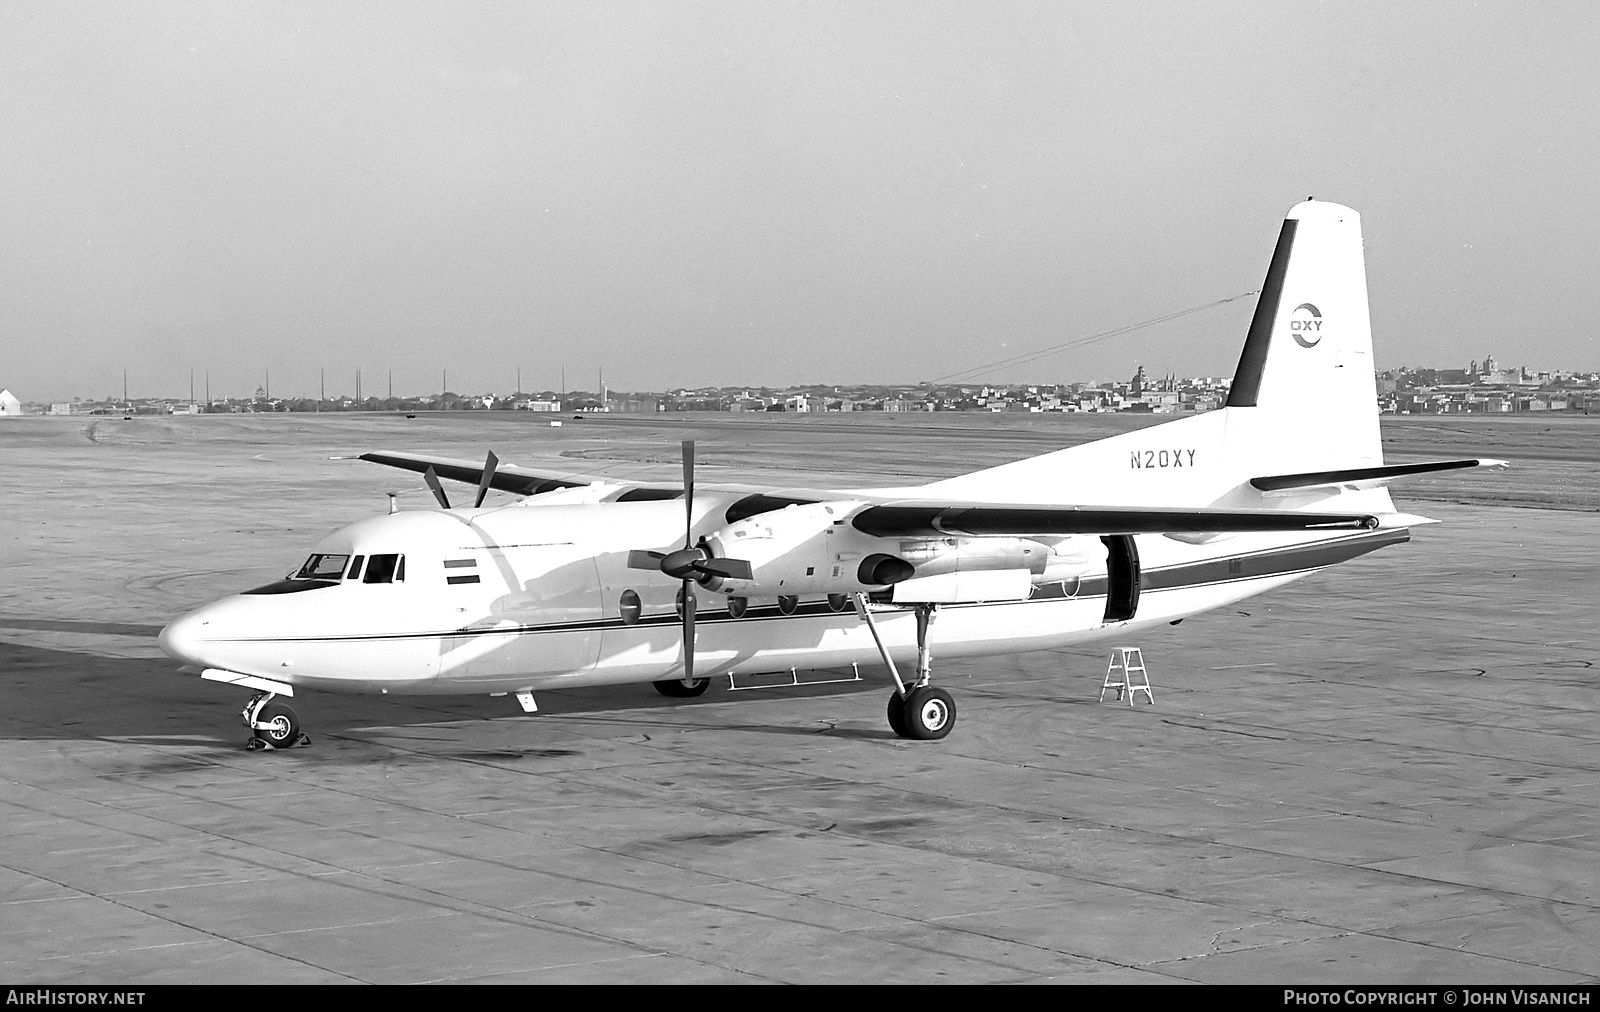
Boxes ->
[4,3,1597,402]
[18,353,1597,409]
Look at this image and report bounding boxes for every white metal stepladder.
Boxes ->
[1100,647,1154,705]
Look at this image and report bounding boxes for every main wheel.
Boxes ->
[653,677,710,698]
[886,690,909,738]
[253,701,301,747]
[901,686,956,741]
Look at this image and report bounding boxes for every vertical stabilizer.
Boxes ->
[1224,200,1382,473]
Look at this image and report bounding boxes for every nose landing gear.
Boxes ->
[242,692,312,750]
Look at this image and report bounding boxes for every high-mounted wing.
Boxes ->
[357,451,591,497]
[851,502,1380,538]
[1250,458,1508,493]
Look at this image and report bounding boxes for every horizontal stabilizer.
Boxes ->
[1373,512,1439,529]
[851,503,1378,538]
[1251,458,1507,493]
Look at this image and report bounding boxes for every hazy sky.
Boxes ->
[3,1,1597,400]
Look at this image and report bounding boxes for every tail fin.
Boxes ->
[1222,200,1382,474]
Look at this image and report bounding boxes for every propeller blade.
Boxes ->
[695,557,753,581]
[423,466,451,510]
[681,439,695,549]
[680,580,696,682]
[474,450,499,509]
[626,550,667,570]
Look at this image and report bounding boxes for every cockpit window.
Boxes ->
[347,555,365,580]
[364,554,405,584]
[295,554,350,580]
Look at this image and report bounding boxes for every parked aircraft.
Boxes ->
[160,200,1502,748]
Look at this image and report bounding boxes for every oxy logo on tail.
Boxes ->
[1289,303,1323,348]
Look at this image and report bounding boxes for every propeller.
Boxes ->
[421,451,501,511]
[423,466,451,510]
[474,450,499,508]
[623,440,753,684]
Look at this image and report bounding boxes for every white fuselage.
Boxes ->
[159,493,1408,696]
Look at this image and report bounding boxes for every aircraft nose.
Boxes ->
[159,609,215,667]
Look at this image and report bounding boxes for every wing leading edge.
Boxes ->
[1250,458,1508,493]
[851,503,1379,538]
[357,451,590,496]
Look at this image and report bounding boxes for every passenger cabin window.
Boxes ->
[619,590,641,624]
[363,554,405,584]
[296,554,350,580]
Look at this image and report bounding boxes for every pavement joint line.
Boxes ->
[0,859,368,982]
[565,758,1600,930]
[80,736,1182,980]
[34,770,1032,972]
[233,908,465,941]
[6,778,684,958]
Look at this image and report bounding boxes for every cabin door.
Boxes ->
[1101,535,1141,623]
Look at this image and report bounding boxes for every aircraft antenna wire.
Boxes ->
[929,290,1259,385]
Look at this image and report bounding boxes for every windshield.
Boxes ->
[294,554,350,580]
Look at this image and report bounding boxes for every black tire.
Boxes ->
[886,690,910,738]
[901,686,956,741]
[254,701,301,747]
[653,677,710,698]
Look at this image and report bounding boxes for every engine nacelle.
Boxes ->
[703,501,901,597]
[703,507,1111,603]
[885,536,1099,603]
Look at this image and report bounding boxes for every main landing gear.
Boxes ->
[853,596,957,741]
[242,692,311,751]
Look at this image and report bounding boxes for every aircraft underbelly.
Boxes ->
[239,635,443,692]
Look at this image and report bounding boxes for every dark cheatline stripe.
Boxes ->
[1144,528,1406,589]
[1031,529,1408,601]
[1226,218,1298,408]
[212,530,1409,647]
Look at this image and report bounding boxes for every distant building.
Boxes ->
[0,389,23,416]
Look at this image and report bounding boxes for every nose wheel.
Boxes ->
[242,692,311,750]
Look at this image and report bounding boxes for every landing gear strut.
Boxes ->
[242,692,311,750]
[853,596,958,741]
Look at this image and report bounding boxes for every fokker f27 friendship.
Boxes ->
[160,200,1504,748]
